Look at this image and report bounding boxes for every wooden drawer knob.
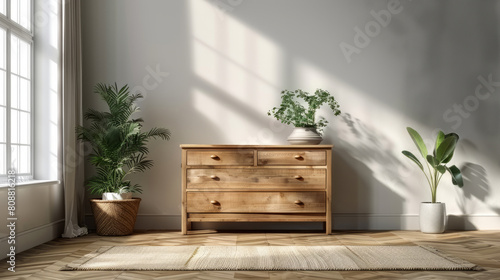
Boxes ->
[294,200,303,205]
[210,175,219,180]
[294,155,304,160]
[210,200,219,205]
[294,175,303,180]
[210,155,220,160]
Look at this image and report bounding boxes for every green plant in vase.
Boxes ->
[267,89,341,144]
[76,83,170,199]
[402,127,464,233]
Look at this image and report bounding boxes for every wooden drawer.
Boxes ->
[187,192,325,213]
[186,150,254,166]
[187,168,326,190]
[257,150,326,166]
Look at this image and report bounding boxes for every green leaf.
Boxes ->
[445,132,459,141]
[447,165,464,187]
[406,127,428,159]
[441,151,454,164]
[402,150,423,171]
[435,135,457,163]
[441,133,459,163]
[77,83,170,195]
[436,165,446,174]
[426,155,438,167]
[434,131,445,157]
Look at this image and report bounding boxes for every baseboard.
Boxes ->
[0,219,64,260]
[85,213,500,231]
[333,213,500,230]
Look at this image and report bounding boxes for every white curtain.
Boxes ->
[61,0,88,238]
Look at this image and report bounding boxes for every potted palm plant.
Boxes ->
[77,83,170,235]
[267,89,341,144]
[402,127,463,233]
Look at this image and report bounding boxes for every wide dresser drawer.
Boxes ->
[257,150,326,166]
[187,168,326,190]
[187,191,325,213]
[186,149,254,166]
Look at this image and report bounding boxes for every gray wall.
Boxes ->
[81,0,500,230]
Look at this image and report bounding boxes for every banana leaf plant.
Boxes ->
[76,83,170,195]
[402,127,463,203]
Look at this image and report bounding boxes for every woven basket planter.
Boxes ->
[90,198,141,236]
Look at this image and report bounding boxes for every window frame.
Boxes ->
[0,0,34,180]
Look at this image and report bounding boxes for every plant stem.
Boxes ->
[424,160,435,203]
[432,169,438,203]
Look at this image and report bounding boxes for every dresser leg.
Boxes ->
[181,221,191,235]
[181,220,187,235]
[325,221,331,235]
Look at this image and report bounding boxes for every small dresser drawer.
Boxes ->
[187,192,325,213]
[186,150,254,166]
[187,168,326,190]
[257,150,326,166]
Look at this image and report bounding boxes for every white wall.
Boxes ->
[81,0,500,230]
[0,182,64,257]
[0,0,64,258]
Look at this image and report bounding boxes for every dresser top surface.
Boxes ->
[180,144,333,149]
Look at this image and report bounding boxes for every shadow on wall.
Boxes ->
[459,162,491,212]
[449,162,498,230]
[328,113,411,187]
[324,113,409,229]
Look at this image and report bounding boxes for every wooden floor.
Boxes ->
[1,230,499,279]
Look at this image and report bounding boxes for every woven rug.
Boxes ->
[61,245,477,271]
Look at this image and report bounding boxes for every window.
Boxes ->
[0,0,33,180]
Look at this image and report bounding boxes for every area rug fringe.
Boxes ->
[419,245,479,271]
[61,246,114,271]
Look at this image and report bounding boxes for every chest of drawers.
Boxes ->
[180,145,332,234]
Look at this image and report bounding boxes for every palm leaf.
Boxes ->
[75,83,170,195]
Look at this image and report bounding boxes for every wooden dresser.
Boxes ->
[180,145,332,234]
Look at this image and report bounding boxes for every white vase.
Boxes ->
[102,192,133,200]
[287,127,323,145]
[419,202,446,233]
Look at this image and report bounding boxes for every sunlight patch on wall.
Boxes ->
[189,0,282,104]
[192,87,262,142]
[295,57,413,199]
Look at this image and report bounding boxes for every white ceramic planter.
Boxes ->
[287,127,323,145]
[419,202,446,233]
[102,192,133,200]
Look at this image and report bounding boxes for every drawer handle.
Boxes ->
[210,200,219,205]
[294,175,303,180]
[294,155,304,160]
[294,200,303,205]
[210,175,219,180]
[210,155,220,160]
